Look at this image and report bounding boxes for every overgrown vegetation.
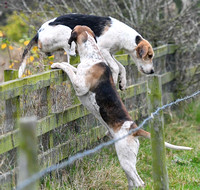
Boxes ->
[0,12,29,42]
[40,99,200,189]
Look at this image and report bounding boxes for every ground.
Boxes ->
[40,99,200,190]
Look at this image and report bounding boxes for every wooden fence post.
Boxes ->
[18,117,38,190]
[147,75,169,190]
[4,69,18,82]
[44,86,54,148]
[4,69,20,131]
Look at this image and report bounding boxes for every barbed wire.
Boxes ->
[16,89,200,190]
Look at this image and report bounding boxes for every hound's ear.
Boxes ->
[94,36,97,43]
[135,35,143,45]
[68,30,77,47]
[135,36,149,59]
[135,44,149,59]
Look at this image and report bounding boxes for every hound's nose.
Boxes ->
[150,69,154,74]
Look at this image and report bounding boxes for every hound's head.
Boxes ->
[131,36,154,75]
[68,25,97,52]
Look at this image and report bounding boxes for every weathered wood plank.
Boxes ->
[44,86,54,149]
[0,129,19,154]
[114,54,130,66]
[4,70,20,133]
[161,64,200,85]
[119,81,147,99]
[161,72,176,85]
[4,69,18,82]
[0,69,65,100]
[36,104,90,137]
[154,44,177,58]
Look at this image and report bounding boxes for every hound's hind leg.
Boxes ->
[114,130,145,188]
[100,49,127,90]
[100,49,120,85]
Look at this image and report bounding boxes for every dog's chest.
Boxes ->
[76,63,91,77]
[79,92,115,136]
[79,92,99,114]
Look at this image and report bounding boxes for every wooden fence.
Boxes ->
[0,44,200,189]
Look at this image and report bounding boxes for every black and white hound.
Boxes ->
[19,14,154,90]
[51,26,191,189]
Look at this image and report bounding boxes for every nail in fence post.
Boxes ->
[18,117,38,190]
[147,75,169,190]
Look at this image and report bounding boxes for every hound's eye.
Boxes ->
[148,54,153,59]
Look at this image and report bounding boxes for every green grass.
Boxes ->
[41,100,200,190]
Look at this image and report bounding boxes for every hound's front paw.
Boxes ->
[119,76,127,91]
[51,62,62,69]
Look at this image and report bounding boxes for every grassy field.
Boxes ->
[41,100,200,190]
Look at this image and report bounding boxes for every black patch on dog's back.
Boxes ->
[92,62,131,126]
[49,14,111,37]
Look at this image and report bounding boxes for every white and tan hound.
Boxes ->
[19,14,154,90]
[51,26,191,189]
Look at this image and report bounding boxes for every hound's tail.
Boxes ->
[164,142,192,150]
[18,33,38,78]
[132,124,192,150]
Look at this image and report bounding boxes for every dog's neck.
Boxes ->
[110,18,140,53]
[78,34,104,64]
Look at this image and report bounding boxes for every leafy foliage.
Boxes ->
[0,12,29,41]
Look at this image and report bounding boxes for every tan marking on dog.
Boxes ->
[135,39,154,60]
[112,121,126,132]
[86,63,106,90]
[102,23,111,34]
[130,123,151,138]
[38,40,42,49]
[73,25,96,44]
